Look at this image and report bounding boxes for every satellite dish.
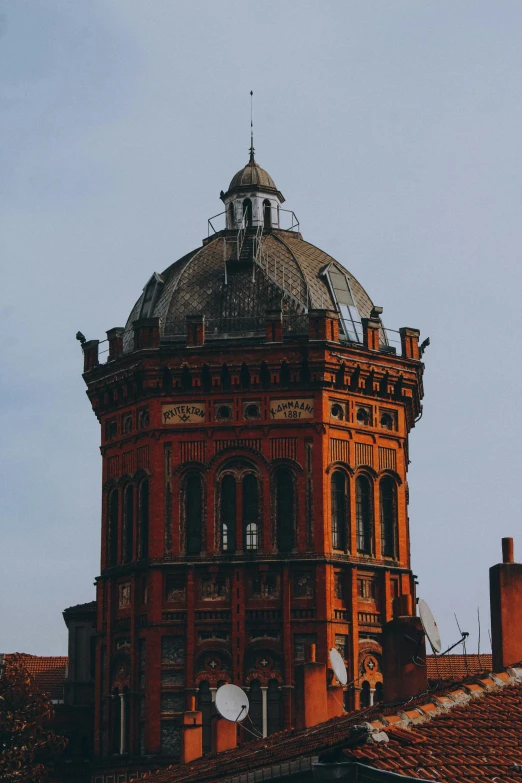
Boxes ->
[329,648,348,685]
[418,599,442,654]
[215,684,249,723]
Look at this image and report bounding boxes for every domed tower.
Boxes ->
[81,149,425,771]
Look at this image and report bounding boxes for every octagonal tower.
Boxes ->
[81,149,425,772]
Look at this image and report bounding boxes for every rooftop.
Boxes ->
[139,663,522,783]
[2,653,68,702]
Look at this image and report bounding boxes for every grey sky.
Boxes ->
[2,1,521,655]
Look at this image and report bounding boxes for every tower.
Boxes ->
[81,148,424,768]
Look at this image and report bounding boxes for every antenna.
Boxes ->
[215,683,249,723]
[249,90,255,162]
[329,648,348,685]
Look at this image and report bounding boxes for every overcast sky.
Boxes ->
[2,1,522,656]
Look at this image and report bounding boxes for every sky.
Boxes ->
[1,1,522,656]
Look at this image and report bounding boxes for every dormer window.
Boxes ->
[139,272,164,319]
[323,264,363,343]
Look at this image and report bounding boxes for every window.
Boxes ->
[380,477,397,558]
[276,470,294,552]
[260,362,270,390]
[139,272,164,319]
[267,680,281,735]
[243,198,253,226]
[221,475,236,553]
[228,201,235,227]
[107,489,118,567]
[323,264,363,343]
[280,361,291,387]
[331,471,347,550]
[249,680,263,738]
[243,474,259,551]
[106,419,117,439]
[186,475,203,555]
[356,406,371,425]
[240,363,250,390]
[263,199,272,230]
[380,412,394,430]
[361,680,371,707]
[138,479,149,559]
[123,485,134,563]
[356,475,373,554]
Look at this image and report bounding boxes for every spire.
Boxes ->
[249,90,255,164]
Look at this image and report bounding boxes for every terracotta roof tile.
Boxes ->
[426,653,492,681]
[4,654,67,702]
[139,664,522,783]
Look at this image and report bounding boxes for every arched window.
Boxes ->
[221,475,236,553]
[240,362,250,390]
[198,681,212,753]
[186,475,203,555]
[280,360,290,387]
[380,476,397,558]
[138,479,149,559]
[267,679,282,735]
[263,199,272,230]
[375,682,383,703]
[228,201,235,227]
[181,365,192,391]
[243,198,253,227]
[260,361,270,390]
[243,474,258,551]
[276,470,294,552]
[248,680,263,739]
[356,475,373,555]
[361,680,371,707]
[201,364,212,393]
[123,485,134,563]
[107,489,118,567]
[331,471,347,551]
[221,363,231,391]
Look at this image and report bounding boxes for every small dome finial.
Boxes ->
[249,90,255,163]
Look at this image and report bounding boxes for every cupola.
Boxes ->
[220,145,285,231]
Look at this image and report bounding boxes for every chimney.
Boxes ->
[186,315,205,347]
[294,643,328,730]
[106,328,124,361]
[490,537,522,670]
[382,595,427,703]
[361,308,382,351]
[399,327,421,360]
[181,695,203,764]
[308,310,339,343]
[83,340,99,372]
[327,685,344,719]
[133,317,160,350]
[266,310,283,343]
[211,713,237,754]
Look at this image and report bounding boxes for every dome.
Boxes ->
[123,230,377,352]
[228,158,278,193]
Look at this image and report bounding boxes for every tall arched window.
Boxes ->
[240,362,250,390]
[267,679,282,735]
[263,199,271,230]
[248,680,263,739]
[331,471,347,550]
[186,475,203,555]
[107,489,119,567]
[280,360,291,387]
[260,361,270,390]
[228,201,235,227]
[361,680,371,707]
[198,681,212,753]
[243,474,258,551]
[221,475,236,553]
[123,485,134,563]
[138,479,149,559]
[276,470,294,552]
[356,475,373,554]
[380,477,397,558]
[243,198,253,227]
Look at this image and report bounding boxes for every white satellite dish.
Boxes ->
[418,599,442,654]
[215,683,249,723]
[329,648,348,685]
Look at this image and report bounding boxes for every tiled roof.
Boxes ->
[139,664,522,783]
[4,654,67,702]
[123,230,376,348]
[427,654,493,681]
